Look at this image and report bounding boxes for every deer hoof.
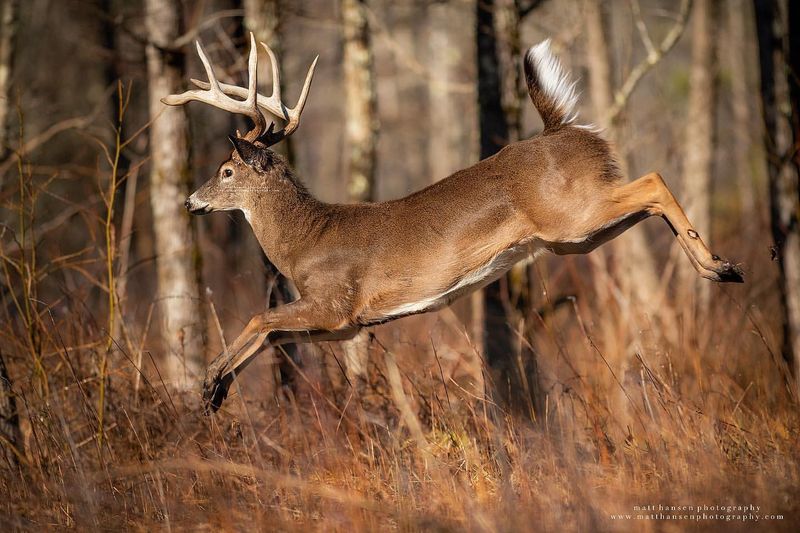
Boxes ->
[714,261,745,283]
[202,369,233,414]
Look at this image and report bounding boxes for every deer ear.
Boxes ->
[228,135,262,169]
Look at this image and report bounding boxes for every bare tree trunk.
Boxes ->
[244,0,295,162]
[583,0,678,345]
[341,0,377,382]
[788,0,800,385]
[0,0,18,160]
[244,0,281,85]
[583,0,614,309]
[242,0,300,394]
[477,0,542,414]
[679,0,718,313]
[427,0,487,398]
[145,0,206,388]
[0,351,21,469]
[495,0,523,141]
[754,0,800,391]
[726,0,757,230]
[427,2,462,180]
[0,0,20,469]
[584,1,613,123]
[477,0,510,368]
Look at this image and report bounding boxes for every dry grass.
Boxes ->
[1,250,798,531]
[1,105,798,532]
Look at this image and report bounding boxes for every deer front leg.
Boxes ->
[203,299,356,412]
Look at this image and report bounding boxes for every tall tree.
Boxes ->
[145,0,206,388]
[754,0,800,390]
[0,0,18,160]
[243,0,294,162]
[244,0,281,85]
[0,351,20,468]
[427,1,463,180]
[679,0,719,313]
[583,0,682,345]
[427,0,487,396]
[342,0,377,203]
[726,0,757,230]
[476,0,540,412]
[0,0,20,469]
[583,0,616,313]
[341,0,377,381]
[242,0,298,392]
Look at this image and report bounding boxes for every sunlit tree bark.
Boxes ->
[583,0,681,346]
[0,0,18,160]
[726,0,757,229]
[427,1,462,180]
[243,0,294,162]
[754,0,800,391]
[0,0,20,469]
[0,352,20,468]
[341,0,377,381]
[145,0,206,388]
[679,0,718,313]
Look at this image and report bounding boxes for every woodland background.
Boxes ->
[0,0,799,530]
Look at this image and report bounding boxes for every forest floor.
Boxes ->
[1,284,799,531]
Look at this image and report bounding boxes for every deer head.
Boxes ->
[161,33,318,215]
[183,136,290,215]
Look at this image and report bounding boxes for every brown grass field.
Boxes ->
[1,176,798,531]
[1,7,798,523]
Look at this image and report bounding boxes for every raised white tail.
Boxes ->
[524,39,583,131]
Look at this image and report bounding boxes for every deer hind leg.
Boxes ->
[203,300,357,413]
[618,172,743,282]
[548,172,743,282]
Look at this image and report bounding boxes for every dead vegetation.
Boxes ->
[1,163,797,529]
[1,1,799,531]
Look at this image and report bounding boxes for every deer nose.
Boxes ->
[184,198,191,211]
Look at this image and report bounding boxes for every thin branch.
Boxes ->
[172,9,245,49]
[604,0,693,124]
[630,0,656,56]
[516,0,546,19]
[362,5,473,94]
[0,84,115,179]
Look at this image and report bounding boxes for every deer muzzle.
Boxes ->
[185,195,212,215]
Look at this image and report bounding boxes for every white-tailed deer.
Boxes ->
[163,35,743,412]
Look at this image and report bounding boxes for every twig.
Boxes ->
[430,337,451,410]
[604,0,693,124]
[113,161,139,338]
[172,9,245,49]
[630,0,656,56]
[0,84,115,179]
[384,349,428,450]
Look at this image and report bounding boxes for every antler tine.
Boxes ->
[259,41,282,105]
[195,40,221,93]
[243,33,266,140]
[191,45,318,145]
[283,54,319,136]
[161,33,267,142]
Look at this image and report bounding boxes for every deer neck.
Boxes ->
[241,169,323,276]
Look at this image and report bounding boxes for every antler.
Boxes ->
[162,33,318,145]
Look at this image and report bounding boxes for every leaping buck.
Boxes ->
[163,34,743,413]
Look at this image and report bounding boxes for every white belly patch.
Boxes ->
[382,241,545,319]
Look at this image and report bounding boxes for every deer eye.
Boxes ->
[223,168,233,178]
